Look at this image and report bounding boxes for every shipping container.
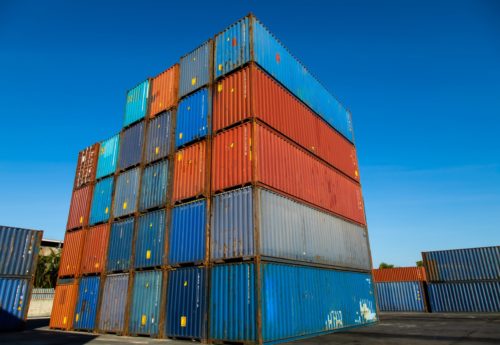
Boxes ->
[129,270,162,336]
[74,144,99,189]
[175,88,210,148]
[145,111,173,164]
[173,141,208,203]
[149,65,179,117]
[0,277,31,331]
[107,218,134,272]
[168,199,207,265]
[74,276,100,330]
[139,160,169,211]
[210,262,377,344]
[96,134,120,179]
[113,168,140,218]
[0,226,42,276]
[212,123,366,225]
[134,210,166,269]
[80,224,109,275]
[98,273,129,333]
[66,185,93,230]
[89,176,114,225]
[179,41,212,98]
[165,267,207,339]
[124,80,149,127]
[211,187,370,269]
[214,15,354,143]
[49,279,79,330]
[428,281,500,312]
[375,282,427,312]
[372,267,427,283]
[213,64,359,181]
[423,246,500,282]
[119,121,145,171]
[58,230,85,277]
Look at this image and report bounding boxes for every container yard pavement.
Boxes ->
[2,313,500,345]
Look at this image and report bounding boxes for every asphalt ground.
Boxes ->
[1,313,499,345]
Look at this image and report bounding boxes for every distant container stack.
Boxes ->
[51,13,377,343]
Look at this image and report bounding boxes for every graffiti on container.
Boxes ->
[324,310,343,330]
[355,299,377,324]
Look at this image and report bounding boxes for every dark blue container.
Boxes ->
[129,270,162,336]
[139,160,169,211]
[428,281,500,312]
[113,168,140,218]
[145,111,173,164]
[0,277,30,331]
[175,88,210,148]
[134,210,166,269]
[74,276,100,330]
[179,41,212,98]
[166,267,207,339]
[89,176,114,225]
[375,282,427,312]
[98,273,129,332]
[168,199,206,265]
[119,121,144,171]
[107,218,134,272]
[0,226,42,276]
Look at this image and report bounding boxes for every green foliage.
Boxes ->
[379,262,395,269]
[34,249,60,288]
[416,260,423,267]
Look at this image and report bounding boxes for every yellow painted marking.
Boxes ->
[94,262,99,268]
[191,77,197,86]
[123,201,127,210]
[141,315,147,326]
[177,153,183,161]
[184,281,188,287]
[179,133,183,139]
[217,83,223,92]
[146,250,151,259]
[180,316,187,327]
[230,143,234,148]
[355,170,359,177]
[63,316,67,325]
[79,216,83,224]
[105,207,109,214]
[218,64,223,71]
[75,313,80,322]
[155,146,160,155]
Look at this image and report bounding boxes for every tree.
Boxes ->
[416,260,423,267]
[34,249,61,288]
[379,262,394,269]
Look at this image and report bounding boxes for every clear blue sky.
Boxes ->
[1,0,499,267]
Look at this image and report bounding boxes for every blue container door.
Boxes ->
[175,88,209,148]
[134,210,166,269]
[166,267,207,338]
[169,199,206,265]
[119,121,144,171]
[129,270,162,336]
[428,282,500,312]
[89,176,114,225]
[214,17,251,79]
[179,41,212,97]
[0,278,29,331]
[113,168,140,218]
[145,111,172,164]
[139,160,169,211]
[74,276,100,330]
[107,218,134,272]
[375,282,426,312]
[98,273,129,332]
[124,80,149,127]
[96,134,120,179]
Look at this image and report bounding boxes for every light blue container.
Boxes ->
[113,168,140,218]
[175,88,210,148]
[0,277,30,331]
[428,281,500,312]
[89,176,114,225]
[96,134,120,179]
[98,273,129,332]
[124,80,149,128]
[107,218,134,272]
[179,40,212,98]
[129,270,163,336]
[134,209,166,269]
[74,276,100,330]
[139,160,169,211]
[375,282,427,312]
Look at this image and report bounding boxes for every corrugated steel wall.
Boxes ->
[165,267,207,339]
[134,210,166,269]
[176,88,210,148]
[0,226,42,276]
[119,121,145,171]
[145,111,172,164]
[107,218,134,272]
[372,267,427,282]
[179,41,212,98]
[375,282,427,312]
[428,281,500,312]
[168,200,207,265]
[74,276,100,330]
[0,277,30,331]
[49,279,79,330]
[74,144,99,189]
[139,160,169,211]
[149,65,179,117]
[59,230,85,277]
[173,141,207,202]
[96,134,120,179]
[98,273,129,332]
[89,177,114,225]
[124,80,149,127]
[113,168,140,218]
[66,184,93,230]
[129,270,163,336]
[80,224,109,275]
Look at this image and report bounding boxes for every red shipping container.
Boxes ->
[212,123,366,225]
[66,184,93,230]
[149,64,179,117]
[59,230,85,277]
[50,280,79,330]
[172,140,208,202]
[372,267,427,282]
[80,224,110,274]
[213,64,360,182]
[73,143,99,189]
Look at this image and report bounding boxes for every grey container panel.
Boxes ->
[113,168,140,218]
[145,111,172,164]
[0,226,42,276]
[139,160,169,211]
[179,41,212,98]
[98,273,129,332]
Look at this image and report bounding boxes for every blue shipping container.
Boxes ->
[214,15,354,143]
[98,273,129,332]
[175,88,210,148]
[96,134,120,179]
[124,79,149,128]
[375,282,427,312]
[428,282,500,312]
[74,276,100,330]
[113,168,140,218]
[107,218,134,272]
[139,160,169,211]
[129,270,162,336]
[423,246,500,282]
[166,267,207,339]
[134,210,166,269]
[119,121,144,171]
[145,111,172,164]
[0,277,30,331]
[89,177,114,225]
[179,41,212,98]
[168,199,206,265]
[0,226,42,276]
[210,263,377,344]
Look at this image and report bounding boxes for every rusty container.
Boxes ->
[172,141,208,203]
[149,64,179,118]
[49,278,79,330]
[66,184,93,230]
[73,143,99,189]
[58,230,85,277]
[372,267,427,282]
[80,224,110,275]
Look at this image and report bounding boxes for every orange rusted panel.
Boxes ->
[172,140,208,202]
[80,224,110,274]
[372,267,427,282]
[50,280,79,330]
[58,230,85,277]
[149,64,179,117]
[66,185,93,231]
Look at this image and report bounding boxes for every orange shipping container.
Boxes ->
[50,280,79,330]
[66,184,93,230]
[212,123,366,225]
[149,64,179,117]
[58,230,85,277]
[74,143,99,189]
[213,64,360,182]
[80,224,110,274]
[172,140,208,203]
[372,267,427,282]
